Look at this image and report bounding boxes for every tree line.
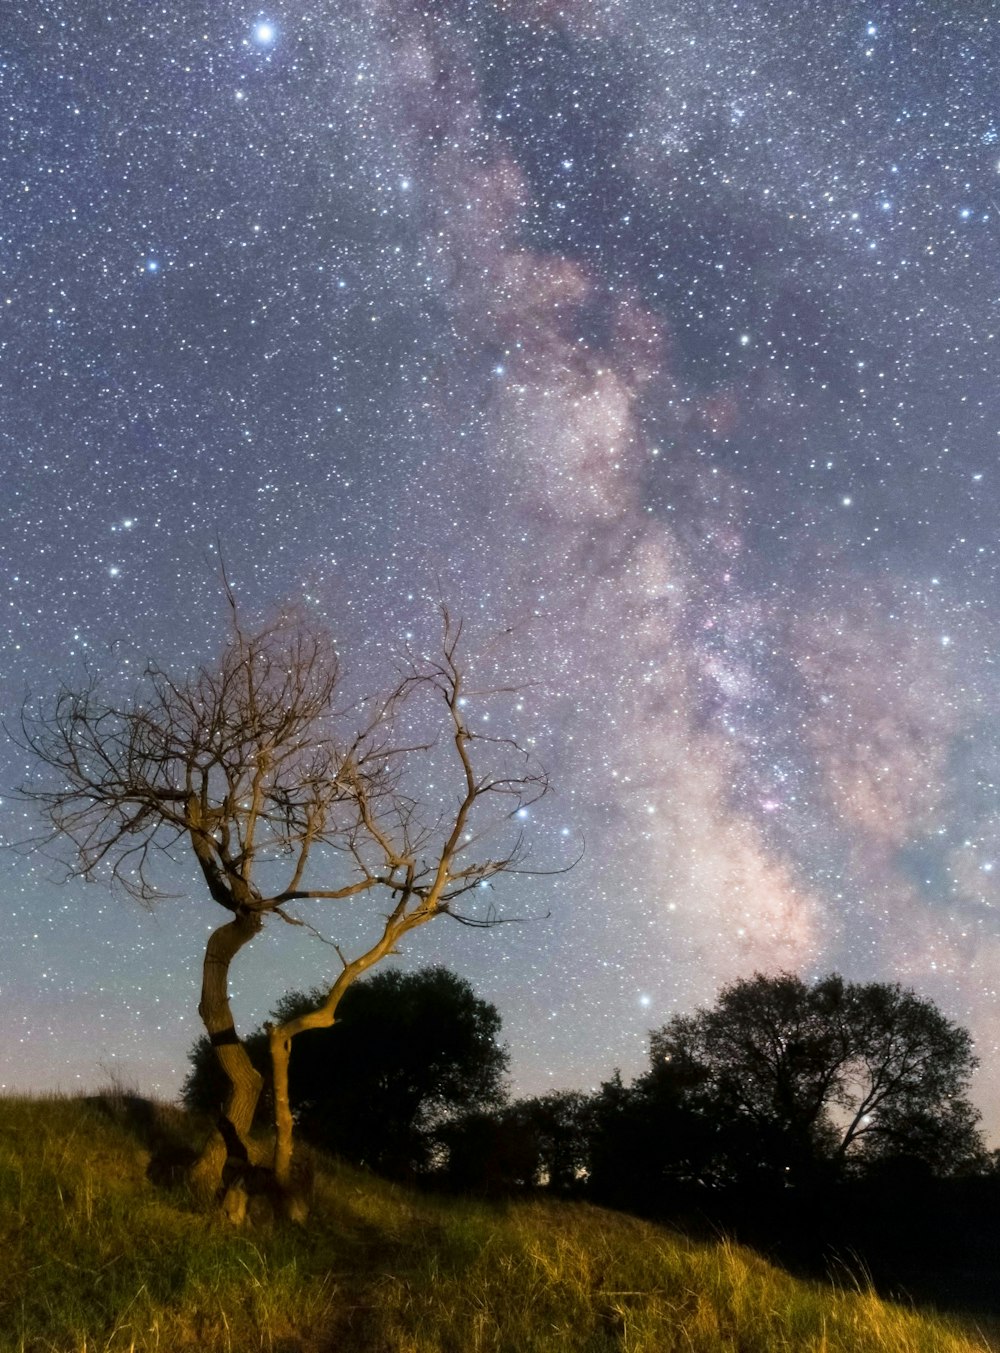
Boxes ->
[181,962,1000,1310]
[184,964,987,1200]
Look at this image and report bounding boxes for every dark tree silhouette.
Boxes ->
[437,1107,541,1194]
[18,603,548,1218]
[650,972,984,1178]
[586,1063,730,1210]
[184,966,509,1177]
[437,1089,594,1194]
[511,1090,594,1192]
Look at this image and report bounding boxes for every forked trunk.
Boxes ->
[189,908,264,1204]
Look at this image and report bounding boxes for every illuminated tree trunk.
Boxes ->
[268,1021,317,1223]
[269,1022,294,1188]
[189,909,264,1207]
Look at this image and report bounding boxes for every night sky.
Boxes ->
[4,0,1000,1132]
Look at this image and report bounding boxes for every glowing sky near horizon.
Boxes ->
[4,0,1000,1135]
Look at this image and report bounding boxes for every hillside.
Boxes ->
[1,1093,996,1353]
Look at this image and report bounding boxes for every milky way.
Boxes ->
[4,0,1000,1131]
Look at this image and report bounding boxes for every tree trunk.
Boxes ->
[267,1022,315,1223]
[269,1023,294,1188]
[189,908,264,1204]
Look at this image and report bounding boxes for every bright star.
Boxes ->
[253,21,275,45]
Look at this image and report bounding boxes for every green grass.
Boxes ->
[1,1092,996,1353]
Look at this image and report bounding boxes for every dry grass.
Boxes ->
[1,1093,995,1352]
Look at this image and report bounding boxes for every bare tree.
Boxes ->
[16,605,548,1216]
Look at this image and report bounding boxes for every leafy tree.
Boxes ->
[650,972,983,1178]
[436,1107,540,1194]
[19,603,548,1216]
[437,1089,594,1194]
[586,1061,744,1212]
[184,967,508,1177]
[512,1090,594,1192]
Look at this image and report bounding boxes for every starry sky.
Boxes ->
[4,0,1000,1131]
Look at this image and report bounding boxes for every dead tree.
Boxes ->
[17,606,548,1215]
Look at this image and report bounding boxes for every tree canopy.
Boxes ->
[647,972,983,1179]
[439,1089,593,1194]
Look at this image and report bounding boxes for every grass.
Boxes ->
[1,1092,997,1353]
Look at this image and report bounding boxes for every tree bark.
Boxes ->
[267,1021,315,1223]
[189,908,265,1203]
[269,1022,294,1188]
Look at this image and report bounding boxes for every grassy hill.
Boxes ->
[1,1092,997,1353]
